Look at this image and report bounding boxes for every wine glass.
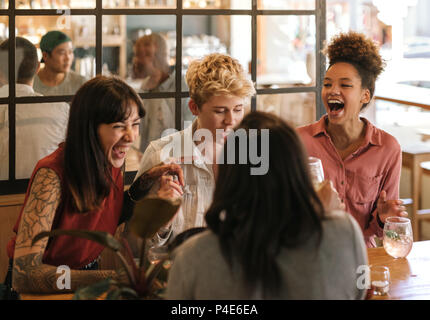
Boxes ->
[147,244,169,265]
[383,217,413,259]
[308,157,324,190]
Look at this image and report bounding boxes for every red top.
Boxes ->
[297,116,402,248]
[7,144,124,269]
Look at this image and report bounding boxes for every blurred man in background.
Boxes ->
[34,30,86,96]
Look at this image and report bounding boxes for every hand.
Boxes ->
[316,179,345,214]
[157,174,183,200]
[144,162,185,187]
[132,59,144,79]
[377,190,408,223]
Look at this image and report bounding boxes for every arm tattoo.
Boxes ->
[15,168,61,251]
[12,168,118,293]
[13,252,118,293]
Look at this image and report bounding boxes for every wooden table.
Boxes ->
[20,293,74,300]
[20,241,430,300]
[368,240,430,299]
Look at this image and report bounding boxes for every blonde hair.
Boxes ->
[134,33,170,74]
[185,53,256,107]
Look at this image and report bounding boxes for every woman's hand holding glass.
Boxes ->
[376,190,408,224]
[308,157,325,190]
[157,174,183,200]
[316,180,345,214]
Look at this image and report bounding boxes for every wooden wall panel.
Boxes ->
[0,194,25,281]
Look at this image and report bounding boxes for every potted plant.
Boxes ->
[32,195,181,300]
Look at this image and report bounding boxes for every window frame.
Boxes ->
[0,0,326,195]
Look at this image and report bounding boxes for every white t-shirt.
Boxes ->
[135,120,215,239]
[0,84,69,180]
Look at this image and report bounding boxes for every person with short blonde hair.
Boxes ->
[134,52,255,243]
[186,53,255,108]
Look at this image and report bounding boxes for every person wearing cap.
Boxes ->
[33,30,87,96]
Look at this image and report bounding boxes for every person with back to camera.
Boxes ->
[34,30,87,96]
[5,75,183,296]
[131,33,192,153]
[297,31,407,248]
[166,111,368,299]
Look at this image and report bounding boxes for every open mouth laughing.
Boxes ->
[328,99,344,111]
[327,99,345,117]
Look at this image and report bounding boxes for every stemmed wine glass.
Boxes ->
[383,217,413,259]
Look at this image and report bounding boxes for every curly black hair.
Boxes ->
[323,31,386,109]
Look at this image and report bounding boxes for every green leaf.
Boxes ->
[145,261,166,289]
[129,196,181,239]
[105,287,139,300]
[32,229,122,252]
[116,287,139,300]
[385,230,401,240]
[73,278,114,300]
[105,288,122,300]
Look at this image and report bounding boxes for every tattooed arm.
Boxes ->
[12,168,124,294]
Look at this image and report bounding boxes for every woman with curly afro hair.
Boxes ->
[298,31,407,248]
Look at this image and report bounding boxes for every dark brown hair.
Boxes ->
[64,76,145,212]
[205,111,324,298]
[0,37,39,84]
[324,31,385,109]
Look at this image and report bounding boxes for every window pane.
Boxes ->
[16,15,95,96]
[102,15,128,79]
[258,0,315,10]
[0,17,9,96]
[0,101,69,180]
[182,97,194,130]
[183,0,250,9]
[16,0,95,9]
[104,15,177,92]
[139,97,177,153]
[103,0,175,9]
[0,103,8,180]
[182,15,252,90]
[257,15,316,89]
[257,92,316,127]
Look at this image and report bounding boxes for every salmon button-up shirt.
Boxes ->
[297,115,402,248]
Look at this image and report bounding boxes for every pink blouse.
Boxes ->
[297,116,402,248]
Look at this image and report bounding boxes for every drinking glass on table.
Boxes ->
[370,265,390,296]
[383,217,413,259]
[308,157,324,190]
[147,244,169,265]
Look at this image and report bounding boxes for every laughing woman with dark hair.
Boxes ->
[5,76,183,295]
[297,32,407,248]
[167,111,367,300]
